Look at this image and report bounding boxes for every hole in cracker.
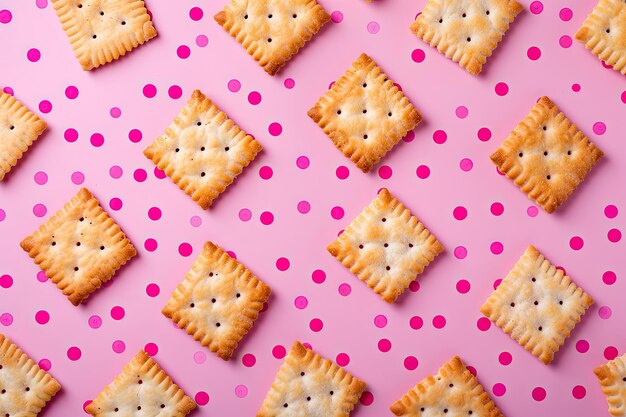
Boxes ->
[122,21,126,25]
[542,126,547,131]
[209,272,214,276]
[268,38,272,42]
[197,122,202,126]
[190,303,195,308]
[362,83,367,87]
[384,243,388,247]
[9,126,14,130]
[268,14,273,18]
[409,243,414,247]
[293,14,297,18]
[337,110,342,115]
[444,409,449,413]
[534,301,538,305]
[307,396,311,401]
[518,152,523,157]
[100,11,104,15]
[225,146,230,151]
[386,266,390,271]
[567,150,572,155]
[80,217,84,221]
[532,277,536,282]
[382,217,387,222]
[137,406,141,410]
[175,148,180,152]
[449,383,453,387]
[384,78,388,82]
[138,379,142,384]
[161,404,165,408]
[538,326,543,331]
[606,29,611,33]
[466,37,471,42]
[114,408,119,412]
[462,13,466,17]
[622,377,626,381]
[363,134,368,139]
[421,408,425,412]
[301,371,305,376]
[388,112,392,116]
[510,302,515,307]
[25,387,29,391]
[76,242,81,246]
[216,322,221,327]
[358,244,364,249]
[52,242,56,246]
[211,298,216,303]
[92,35,97,39]
[469,412,473,415]
[201,172,206,177]
[78,3,82,7]
[236,293,240,298]
[283,403,288,408]
[559,300,563,305]
[329,391,334,395]
[201,146,205,151]
[100,246,105,250]
[244,14,248,19]
[438,18,443,23]
[543,151,548,156]
[486,10,490,15]
[546,175,551,180]
[362,109,367,114]
[74,267,79,271]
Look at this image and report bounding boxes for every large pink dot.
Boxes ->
[272,345,286,359]
[297,201,311,214]
[599,306,612,319]
[110,306,125,320]
[576,339,589,353]
[432,315,446,329]
[71,171,84,185]
[569,236,584,250]
[228,79,241,92]
[373,314,387,328]
[112,340,125,354]
[33,203,47,217]
[65,85,79,99]
[235,385,248,398]
[411,48,425,63]
[492,383,506,397]
[336,353,350,366]
[416,165,430,179]
[148,207,162,221]
[296,156,310,169]
[605,346,618,360]
[455,106,469,119]
[260,211,274,225]
[34,171,48,185]
[0,275,12,289]
[27,48,41,62]
[284,78,295,89]
[38,359,51,371]
[178,243,193,257]
[456,279,470,294]
[276,257,290,271]
[532,387,546,401]
[242,353,256,367]
[309,318,323,332]
[559,7,573,21]
[248,91,262,105]
[404,356,418,370]
[338,283,351,296]
[453,206,467,220]
[499,352,512,365]
[530,1,543,13]
[603,271,617,285]
[604,204,618,218]
[330,10,343,23]
[360,391,374,406]
[39,100,52,114]
[460,158,473,172]
[67,346,82,361]
[195,391,209,406]
[259,166,273,180]
[88,315,102,329]
[378,165,392,179]
[432,130,447,144]
[593,121,607,135]
[143,84,157,98]
[189,7,203,21]
[331,206,344,220]
[0,9,12,23]
[239,208,252,222]
[495,82,509,96]
[490,202,504,216]
[336,166,349,179]
[35,310,50,324]
[490,241,504,255]
[409,316,423,330]
[403,131,415,143]
[608,228,622,243]
[312,269,326,284]
[0,313,12,326]
[559,35,572,48]
[133,168,147,182]
[128,129,142,143]
[64,128,78,142]
[477,127,492,142]
[454,246,467,259]
[477,317,491,331]
[572,385,586,399]
[144,238,158,252]
[90,133,104,147]
[378,339,392,352]
[527,46,541,60]
[268,122,282,136]
[109,198,122,211]
[146,283,160,297]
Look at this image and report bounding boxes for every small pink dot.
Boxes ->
[409,316,423,330]
[608,228,622,243]
[336,353,350,366]
[168,85,182,99]
[599,306,612,319]
[454,246,467,259]
[64,128,78,142]
[110,107,121,118]
[90,133,104,147]
[88,315,102,329]
[477,317,491,331]
[296,156,310,169]
[2,87,13,95]
[605,346,618,360]
[109,197,122,211]
[146,283,160,297]
[432,315,446,329]
[331,206,344,220]
[378,165,392,179]
[338,283,351,296]
[603,61,614,69]
[603,271,617,285]
[143,84,157,98]
[622,90,626,104]
[310,318,323,332]
[110,306,125,320]
[284,78,295,89]
[178,243,193,257]
[453,206,467,221]
[499,352,512,365]
[83,401,92,412]
[239,208,252,222]
[455,106,469,119]
[330,10,343,23]
[195,391,209,406]
[276,257,290,271]
[0,275,12,289]
[374,315,387,328]
[409,281,420,292]
[268,122,282,136]
[38,358,51,371]
[490,202,504,216]
[559,35,572,48]
[569,236,584,250]
[144,238,158,252]
[294,296,308,310]
[235,385,248,398]
[493,383,506,397]
[378,339,392,352]
[153,167,166,179]
[242,353,256,367]
[360,391,374,406]
[572,385,586,400]
[248,91,262,105]
[456,279,470,294]
[433,130,447,144]
[259,166,273,180]
[312,269,326,284]
[495,82,509,96]
[190,216,202,227]
[35,310,49,324]
[67,346,82,361]
[297,201,310,214]
[71,171,84,185]
[490,241,504,255]
[176,45,190,59]
[404,356,418,370]
[65,85,79,99]
[572,84,581,92]
[576,339,590,353]
[532,387,546,401]
[593,122,607,135]
[228,79,241,93]
[189,7,203,21]
[559,7,573,21]
[33,203,47,217]
[530,1,543,14]
[194,351,207,364]
[416,165,430,179]
[38,100,52,113]
[34,171,48,185]
[107,166,122,180]
[527,46,541,60]
[0,9,12,23]
[403,131,415,143]
[272,345,286,359]
[27,48,41,62]
[477,127,492,142]
[605,204,618,218]
[527,206,539,217]
[112,340,125,354]
[367,21,380,34]
[411,49,425,63]
[336,166,349,179]
[196,35,208,47]
[460,158,473,172]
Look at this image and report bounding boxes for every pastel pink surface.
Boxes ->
[0,0,624,416]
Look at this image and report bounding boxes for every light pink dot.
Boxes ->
[527,206,539,217]
[453,206,467,221]
[572,385,586,399]
[532,387,546,401]
[248,91,262,105]
[154,167,166,179]
[456,279,471,294]
[570,236,584,250]
[109,166,123,179]
[276,257,290,271]
[194,351,207,364]
[38,100,51,114]
[530,1,543,14]
[477,127,492,142]
[411,49,425,63]
[331,206,344,220]
[576,339,590,353]
[296,156,310,169]
[360,391,374,406]
[432,315,446,329]
[608,228,622,243]
[272,345,286,359]
[0,313,12,326]
[603,271,617,285]
[330,10,343,23]
[409,316,423,330]
[189,6,203,21]
[572,84,581,92]
[559,7,573,21]
[110,306,125,320]
[143,84,157,98]
[378,165,392,179]
[310,318,323,332]
[338,283,351,296]
[235,385,248,398]
[559,35,572,48]
[65,85,79,99]
[374,315,387,328]
[238,208,252,222]
[495,82,509,96]
[67,346,81,361]
[34,171,48,185]
[527,46,541,60]
[599,306,612,319]
[284,78,295,89]
[499,352,512,365]
[179,243,193,257]
[196,35,208,47]
[605,204,618,218]
[35,310,49,324]
[33,203,47,217]
[190,216,202,227]
[416,165,430,179]
[133,168,147,182]
[259,166,273,180]
[90,133,104,147]
[605,346,618,360]
[38,358,51,371]
[294,296,308,309]
[36,271,47,282]
[404,356,418,370]
[148,207,161,221]
[0,275,12,289]
[490,202,504,216]
[176,45,190,59]
[268,122,282,136]
[64,128,78,142]
[454,246,467,259]
[109,198,122,211]
[403,130,415,143]
[144,238,158,252]
[490,241,504,255]
[0,9,12,23]
[2,86,13,95]
[195,392,209,406]
[460,158,473,172]
[493,383,506,397]
[112,340,125,354]
[242,353,256,367]
[27,48,41,62]
[110,107,121,118]
[593,122,607,135]
[297,201,310,214]
[312,269,326,284]
[367,21,380,34]
[477,317,491,331]
[336,166,349,179]
[146,283,160,297]
[260,211,274,225]
[336,353,350,366]
[71,171,84,185]
[455,106,469,119]
[227,80,242,93]
[88,315,102,329]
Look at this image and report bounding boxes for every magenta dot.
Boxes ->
[530,1,543,14]
[284,78,295,89]
[338,283,352,296]
[64,128,78,142]
[608,228,622,243]
[0,9,12,23]
[272,345,286,359]
[477,317,491,331]
[196,35,208,47]
[178,243,193,257]
[456,279,470,294]
[144,238,158,252]
[268,122,282,136]
[432,315,446,329]
[499,352,512,365]
[294,296,308,310]
[143,84,157,98]
[374,315,387,328]
[235,385,248,398]
[33,203,47,217]
[242,353,256,367]
[38,359,51,371]
[331,10,343,23]
[527,47,541,60]
[336,353,350,366]
[34,171,48,185]
[603,271,617,285]
[176,45,190,59]
[0,313,12,326]
[605,346,618,360]
[477,127,492,142]
[593,122,607,135]
[367,21,380,34]
[490,202,504,216]
[494,82,509,96]
[453,206,467,221]
[605,204,618,218]
[312,269,326,284]
[409,316,423,330]
[126,129,142,143]
[329,206,344,220]
[459,158,473,172]
[109,198,122,211]
[360,391,374,406]
[109,166,123,179]
[194,351,207,364]
[110,107,121,118]
[532,387,546,401]
[142,343,158,356]
[248,91,262,105]
[572,84,581,92]
[296,156,310,169]
[194,391,209,406]
[86,315,102,329]
[228,79,241,92]
[110,306,125,320]
[65,85,79,99]
[67,346,81,361]
[112,340,125,354]
[569,236,584,250]
[260,211,274,225]
[432,129,447,144]
[154,167,166,179]
[90,133,104,147]
[146,283,160,297]
[493,279,502,289]
[27,48,41,63]
[0,275,12,289]
[239,208,252,222]
[622,90,626,104]
[166,85,182,100]
[38,100,51,114]
[0,209,4,222]
[148,207,162,221]
[599,306,612,319]
[527,206,539,217]
[572,385,585,399]
[336,166,349,179]
[490,241,504,255]
[310,318,323,332]
[276,257,290,271]
[493,383,506,397]
[404,356,418,370]
[189,6,203,21]
[35,310,49,324]
[377,338,392,352]
[416,165,430,179]
[559,35,572,48]
[454,246,467,259]
[559,7,573,21]
[455,106,469,119]
[133,168,147,182]
[576,339,589,353]
[259,166,273,180]
[2,87,13,95]
[378,165,392,179]
[411,49,425,63]
[409,281,420,292]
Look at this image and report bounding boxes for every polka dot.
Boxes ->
[416,165,430,179]
[490,241,504,255]
[330,10,343,23]
[227,80,242,94]
[499,352,512,366]
[272,345,286,359]
[593,122,607,135]
[411,49,425,63]
[276,257,290,271]
[154,168,166,179]
[33,203,47,217]
[110,306,125,320]
[309,318,323,332]
[456,279,471,294]
[176,45,191,59]
[532,387,546,401]
[194,351,207,364]
[603,271,617,285]
[239,208,252,222]
[90,133,104,147]
[331,206,344,220]
[455,106,469,119]
[530,1,543,14]
[605,346,618,360]
[312,269,326,284]
[374,338,392,353]
[144,238,158,252]
[189,6,203,21]
[409,316,423,330]
[248,91,262,105]
[65,85,79,99]
[433,130,447,144]
[195,392,209,406]
[88,315,102,329]
[71,171,84,185]
[190,216,202,227]
[403,131,415,143]
[360,391,374,406]
[284,78,295,89]
[569,236,584,250]
[27,48,41,63]
[404,356,418,370]
[296,156,310,169]
[477,317,491,331]
[495,82,509,96]
[259,166,273,180]
[294,296,308,310]
[234,385,248,398]
[109,198,122,211]
[242,353,256,367]
[378,165,392,179]
[179,243,193,257]
[336,166,349,179]
[148,207,162,221]
[64,128,78,142]
[527,206,539,217]
[492,383,506,397]
[38,100,51,113]
[35,310,49,325]
[109,166,123,179]
[336,353,350,366]
[0,209,5,222]
[146,283,160,297]
[527,46,541,60]
[574,339,590,354]
[608,228,622,243]
[490,202,504,216]
[572,84,581,92]
[460,158,473,172]
[374,315,387,328]
[493,279,502,289]
[133,168,147,182]
[260,211,274,225]
[34,171,48,185]
[477,127,491,142]
[67,346,82,361]
[143,84,157,98]
[168,85,182,99]
[0,275,13,289]
[112,340,125,354]
[599,306,612,319]
[196,35,208,47]
[110,107,121,118]
[454,246,467,259]
[268,122,282,136]
[338,283,351,296]
[432,315,446,329]
[572,385,586,400]
[453,206,467,221]
[559,35,572,48]
[367,21,380,34]
[38,358,51,371]
[0,9,12,23]
[605,205,618,218]
[37,271,47,282]
[559,7,573,21]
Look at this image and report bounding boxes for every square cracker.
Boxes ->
[162,241,271,361]
[490,96,603,213]
[20,187,137,306]
[0,333,61,416]
[594,353,626,416]
[308,53,422,173]
[480,245,593,365]
[85,350,196,416]
[575,0,626,75]
[0,92,47,181]
[327,188,443,304]
[257,341,365,417]
[144,90,262,210]
[214,0,330,75]
[390,356,503,417]
[410,0,523,75]
[51,0,157,70]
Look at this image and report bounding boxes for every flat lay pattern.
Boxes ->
[0,0,625,416]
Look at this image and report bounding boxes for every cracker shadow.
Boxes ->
[479,8,527,78]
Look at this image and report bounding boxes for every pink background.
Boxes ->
[0,0,625,415]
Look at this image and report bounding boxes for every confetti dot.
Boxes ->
[605,205,618,218]
[112,340,125,354]
[260,211,274,225]
[572,385,586,400]
[90,133,104,147]
[228,79,241,92]
[455,106,469,119]
[433,130,447,144]
[242,353,256,367]
[456,279,471,294]
[527,206,539,217]
[599,306,612,320]
[248,91,262,105]
[27,48,41,63]
[493,383,507,397]
[331,206,344,220]
[432,315,446,329]
[144,238,158,252]
[110,166,123,179]
[190,216,202,227]
[527,46,541,60]
[411,49,425,63]
[259,166,273,180]
[33,203,47,217]
[454,246,467,259]
[110,306,125,320]
[168,85,182,99]
[576,339,589,353]
[532,387,546,401]
[146,283,160,297]
[297,200,310,214]
[378,339,392,352]
[603,271,617,286]
[176,45,190,59]
[296,156,310,169]
[593,122,607,135]
[403,131,415,143]
[235,385,248,398]
[530,1,543,14]
[477,317,491,331]
[404,356,418,370]
[0,275,12,289]
[67,346,82,361]
[559,7,573,21]
[499,352,512,366]
[330,11,343,23]
[88,315,102,329]
[189,7,203,21]
[194,351,207,364]
[374,315,387,328]
[38,358,51,371]
[460,158,473,172]
[109,198,122,211]
[65,85,79,99]
[196,35,208,47]
[268,122,282,136]
[309,318,323,332]
[71,171,84,185]
[39,100,51,113]
[178,243,193,257]
[490,241,504,255]
[64,128,78,142]
[338,283,351,296]
[495,82,509,96]
[148,207,162,221]
[143,84,157,98]
[453,206,467,221]
[336,166,349,179]
[572,84,581,92]
[284,78,295,89]
[34,171,48,185]
[378,165,392,179]
[367,21,380,34]
[0,9,12,23]
[608,229,622,243]
[35,310,49,325]
[110,107,121,118]
[294,296,308,310]
[336,353,350,366]
[272,345,286,359]
[239,208,252,222]
[360,391,374,406]
[569,236,584,251]
[559,35,572,48]
[195,392,209,406]
[477,127,492,142]
[409,316,423,330]
[276,257,290,271]
[416,165,430,179]
[312,269,326,284]
[605,346,618,360]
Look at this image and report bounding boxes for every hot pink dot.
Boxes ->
[374,314,387,328]
[296,156,310,169]
[559,7,573,21]
[569,236,584,250]
[599,306,612,319]
[284,78,295,89]
[409,281,420,293]
[312,269,326,284]
[416,165,430,179]
[144,238,158,252]
[126,129,142,144]
[33,203,47,217]
[276,257,290,271]
[499,352,512,365]
[495,82,509,96]
[272,345,286,359]
[153,167,166,179]
[88,315,102,329]
[146,283,160,297]
[259,166,273,180]
[195,391,209,406]
[454,246,467,259]
[147,207,162,221]
[27,48,41,62]
[35,310,49,324]
[367,21,380,34]
[2,86,13,95]
[328,206,344,220]
[194,351,206,364]
[0,209,5,222]
[268,122,282,136]
[336,353,350,366]
[456,279,470,294]
[338,283,352,296]
[477,317,491,331]
[571,385,585,399]
[605,346,618,360]
[532,387,546,401]
[142,84,157,98]
[168,85,182,99]
[492,383,506,397]
[490,202,504,216]
[622,90,626,104]
[110,306,125,320]
[176,45,190,59]
[559,35,572,48]
[527,206,539,217]
[248,91,262,105]
[360,391,374,406]
[239,208,252,222]
[336,166,349,179]
[83,401,93,412]
[0,313,12,326]
[404,356,418,370]
[242,353,256,367]
[603,271,617,285]
[460,158,473,172]
[377,339,392,352]
[260,211,274,225]
[572,84,581,92]
[189,6,203,21]
[65,85,79,99]
[294,296,308,309]
[64,128,78,142]
[67,346,81,361]
[493,279,502,289]
[432,315,446,329]
[605,204,618,218]
[593,121,606,135]
[453,206,467,220]
[432,130,447,144]
[603,61,614,69]
[455,106,469,119]
[196,35,208,47]
[490,241,504,255]
[112,340,125,354]
[90,133,104,147]
[34,171,48,185]
[530,1,543,13]
[575,339,589,353]
[39,100,52,113]
[0,275,12,289]
[109,198,122,211]
[608,228,622,243]
[409,316,423,330]
[411,49,425,63]
[297,201,311,214]
[330,10,343,23]
[0,9,12,23]
[378,165,392,179]
[178,243,193,257]
[235,385,248,398]
[527,46,541,60]
[133,168,147,182]
[228,79,241,92]
[310,318,323,332]
[38,359,51,371]
[477,127,492,142]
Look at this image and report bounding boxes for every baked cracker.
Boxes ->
[162,241,271,361]
[327,188,443,303]
[575,0,626,74]
[144,90,262,210]
[0,333,61,416]
[20,187,137,306]
[257,341,365,417]
[594,353,626,417]
[52,0,157,70]
[480,245,593,365]
[490,96,603,213]
[0,92,47,181]
[410,0,523,75]
[214,0,330,75]
[85,350,196,416]
[308,53,422,173]
[390,356,503,417]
